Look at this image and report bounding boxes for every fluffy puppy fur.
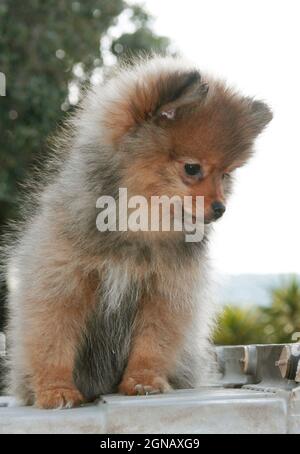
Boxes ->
[3,55,272,408]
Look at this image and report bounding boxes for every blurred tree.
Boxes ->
[260,278,300,343]
[0,0,170,329]
[111,4,170,58]
[0,0,170,224]
[214,278,300,345]
[214,305,266,345]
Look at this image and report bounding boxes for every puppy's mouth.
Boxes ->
[183,213,217,225]
[204,215,225,224]
[192,214,206,224]
[181,210,207,225]
[180,209,217,225]
[182,211,203,224]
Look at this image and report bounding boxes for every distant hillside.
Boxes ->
[217,274,300,307]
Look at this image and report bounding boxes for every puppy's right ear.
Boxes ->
[153,70,209,124]
[245,98,273,137]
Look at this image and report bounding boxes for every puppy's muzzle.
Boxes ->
[211,201,226,220]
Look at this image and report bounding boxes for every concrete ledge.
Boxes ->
[1,345,300,433]
[0,387,295,434]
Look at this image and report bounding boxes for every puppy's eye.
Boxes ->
[222,173,231,180]
[184,163,202,177]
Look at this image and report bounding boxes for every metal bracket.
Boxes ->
[216,344,300,390]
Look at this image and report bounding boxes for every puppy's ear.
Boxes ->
[153,70,209,123]
[245,99,273,137]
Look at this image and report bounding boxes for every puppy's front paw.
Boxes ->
[35,387,85,409]
[119,371,172,396]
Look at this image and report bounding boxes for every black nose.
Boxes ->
[211,201,226,220]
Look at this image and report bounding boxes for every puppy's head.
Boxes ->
[101,58,273,224]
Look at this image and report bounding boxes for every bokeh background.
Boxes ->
[0,0,299,344]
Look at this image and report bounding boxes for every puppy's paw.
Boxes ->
[119,371,172,396]
[35,387,85,409]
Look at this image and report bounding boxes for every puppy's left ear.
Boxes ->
[153,70,209,124]
[246,99,273,136]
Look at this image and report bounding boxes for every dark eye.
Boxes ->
[222,173,231,180]
[184,163,202,177]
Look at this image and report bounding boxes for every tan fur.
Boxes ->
[4,55,272,408]
[6,224,100,406]
[119,295,191,395]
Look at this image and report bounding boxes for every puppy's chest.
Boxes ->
[98,256,156,312]
[96,245,198,312]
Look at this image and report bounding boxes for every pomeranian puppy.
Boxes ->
[4,55,272,409]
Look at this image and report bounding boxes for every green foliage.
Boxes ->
[112,28,170,58]
[260,278,300,343]
[214,305,266,345]
[214,278,300,345]
[0,0,170,227]
[0,0,170,329]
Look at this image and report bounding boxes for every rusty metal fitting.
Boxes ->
[275,344,300,380]
[239,345,258,376]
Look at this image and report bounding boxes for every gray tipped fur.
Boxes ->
[74,284,139,400]
[2,55,272,405]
